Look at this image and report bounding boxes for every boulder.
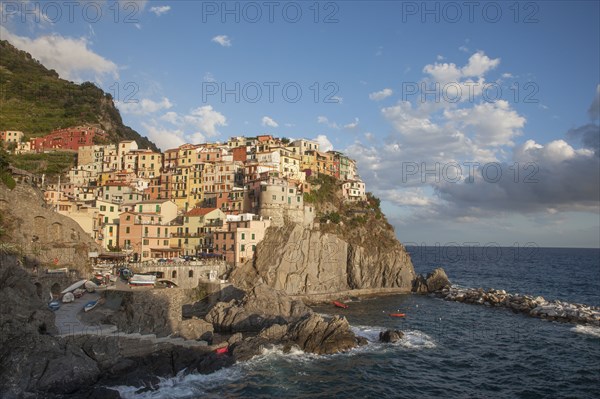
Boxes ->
[205,283,311,333]
[425,268,451,292]
[411,274,429,293]
[177,318,214,341]
[379,330,404,343]
[284,313,359,355]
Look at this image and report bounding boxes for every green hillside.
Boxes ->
[0,40,158,151]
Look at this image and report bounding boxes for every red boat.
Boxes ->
[332,301,348,309]
[215,346,228,354]
[389,313,406,318]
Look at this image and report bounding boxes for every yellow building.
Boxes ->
[171,208,226,256]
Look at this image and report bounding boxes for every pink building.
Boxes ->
[213,215,271,266]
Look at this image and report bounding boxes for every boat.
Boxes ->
[61,279,87,294]
[215,346,229,354]
[389,313,406,317]
[73,288,85,298]
[129,274,157,287]
[332,301,348,309]
[84,300,99,312]
[48,300,60,311]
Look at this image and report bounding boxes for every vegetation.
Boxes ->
[0,40,158,151]
[304,174,337,204]
[0,148,16,189]
[8,150,76,178]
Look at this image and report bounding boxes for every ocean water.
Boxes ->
[113,247,600,398]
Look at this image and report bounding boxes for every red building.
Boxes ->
[30,126,106,152]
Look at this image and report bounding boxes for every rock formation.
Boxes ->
[232,223,415,296]
[412,267,451,293]
[379,329,404,343]
[205,283,311,333]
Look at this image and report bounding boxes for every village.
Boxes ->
[1,126,367,272]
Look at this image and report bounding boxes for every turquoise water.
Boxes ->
[113,247,600,398]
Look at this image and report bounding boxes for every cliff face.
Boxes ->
[0,181,98,273]
[232,223,415,296]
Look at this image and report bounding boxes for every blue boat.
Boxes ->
[48,300,60,311]
[83,300,98,312]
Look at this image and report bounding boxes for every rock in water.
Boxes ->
[412,274,429,293]
[285,314,359,355]
[379,330,404,343]
[425,268,451,292]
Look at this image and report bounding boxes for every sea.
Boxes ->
[113,247,600,399]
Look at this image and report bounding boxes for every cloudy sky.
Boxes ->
[2,1,599,247]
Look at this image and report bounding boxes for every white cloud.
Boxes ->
[184,105,227,137]
[118,97,173,115]
[261,116,279,128]
[437,55,445,61]
[344,118,359,129]
[141,122,186,151]
[314,135,333,152]
[501,73,514,79]
[212,35,232,47]
[369,88,393,101]
[461,51,500,77]
[317,116,340,129]
[459,45,469,53]
[150,5,171,16]
[1,27,118,83]
[160,111,181,125]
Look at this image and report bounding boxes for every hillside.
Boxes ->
[0,40,158,151]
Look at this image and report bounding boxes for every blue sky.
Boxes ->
[2,0,599,247]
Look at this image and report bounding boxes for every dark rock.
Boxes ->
[379,329,404,343]
[205,283,311,333]
[412,274,429,293]
[425,268,451,292]
[284,313,359,355]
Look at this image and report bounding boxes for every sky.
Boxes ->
[1,0,599,248]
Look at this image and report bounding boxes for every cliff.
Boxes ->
[0,180,98,273]
[231,223,415,297]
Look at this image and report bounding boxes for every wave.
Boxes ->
[111,366,243,399]
[571,324,600,338]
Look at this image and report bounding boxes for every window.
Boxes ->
[110,206,114,212]
[126,215,131,221]
[104,217,108,223]
[272,195,277,200]
[108,239,113,246]
[241,244,245,252]
[189,270,193,278]
[138,205,142,212]
[164,240,169,245]
[143,239,149,245]
[126,227,130,234]
[251,233,255,240]
[241,233,245,240]
[252,245,256,252]
[172,270,177,278]
[100,205,106,211]
[289,188,293,193]
[156,205,160,212]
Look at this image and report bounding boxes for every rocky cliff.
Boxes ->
[0,181,98,273]
[232,222,415,296]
